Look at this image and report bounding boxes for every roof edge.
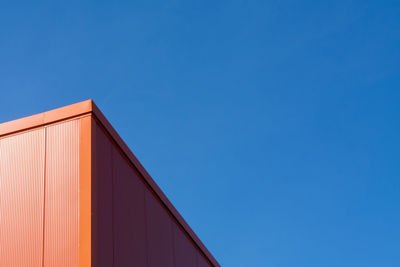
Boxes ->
[0,99,93,137]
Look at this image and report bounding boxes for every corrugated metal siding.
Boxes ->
[0,129,45,267]
[43,120,80,267]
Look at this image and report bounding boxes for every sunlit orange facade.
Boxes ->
[0,100,219,267]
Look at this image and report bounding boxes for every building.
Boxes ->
[0,100,219,267]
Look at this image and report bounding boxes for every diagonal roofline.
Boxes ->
[0,99,220,267]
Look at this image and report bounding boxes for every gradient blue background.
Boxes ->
[1,1,399,266]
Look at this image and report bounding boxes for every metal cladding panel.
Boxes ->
[113,145,147,267]
[93,123,113,267]
[173,222,198,267]
[0,129,45,267]
[44,120,80,267]
[145,190,175,267]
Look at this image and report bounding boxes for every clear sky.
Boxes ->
[1,1,399,266]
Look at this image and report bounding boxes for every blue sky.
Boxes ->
[1,1,399,266]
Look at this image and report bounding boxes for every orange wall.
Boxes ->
[0,128,45,267]
[0,119,82,267]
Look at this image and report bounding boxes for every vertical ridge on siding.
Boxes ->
[41,127,47,267]
[0,129,45,267]
[43,120,80,267]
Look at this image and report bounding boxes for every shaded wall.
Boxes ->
[93,120,213,267]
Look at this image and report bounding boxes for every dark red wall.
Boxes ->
[93,121,214,267]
